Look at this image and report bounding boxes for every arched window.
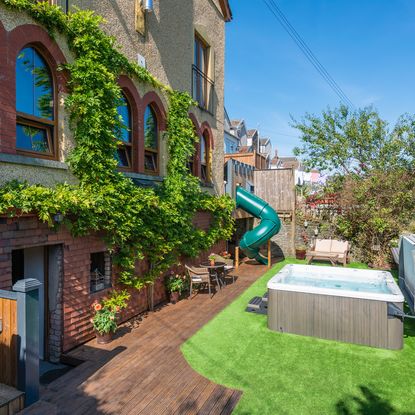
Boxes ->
[200,132,210,182]
[16,47,55,157]
[186,128,198,176]
[144,105,158,173]
[115,93,132,169]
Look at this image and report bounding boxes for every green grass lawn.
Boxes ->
[181,259,415,415]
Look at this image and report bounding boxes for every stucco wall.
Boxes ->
[0,0,227,192]
[70,0,227,193]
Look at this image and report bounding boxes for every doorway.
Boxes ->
[11,244,63,362]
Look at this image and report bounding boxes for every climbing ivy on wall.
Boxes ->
[0,0,235,288]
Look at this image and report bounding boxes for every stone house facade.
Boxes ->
[0,0,231,361]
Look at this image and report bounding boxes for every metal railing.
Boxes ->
[192,65,215,114]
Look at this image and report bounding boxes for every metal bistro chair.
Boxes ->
[213,254,235,284]
[185,265,217,298]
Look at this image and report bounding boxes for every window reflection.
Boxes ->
[16,125,49,153]
[201,133,209,182]
[16,47,53,120]
[16,47,54,156]
[115,94,132,168]
[144,105,158,172]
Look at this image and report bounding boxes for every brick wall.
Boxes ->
[268,216,295,258]
[0,211,225,354]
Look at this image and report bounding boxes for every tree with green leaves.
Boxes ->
[292,105,414,175]
[292,104,415,267]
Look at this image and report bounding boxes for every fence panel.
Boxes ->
[254,168,295,212]
[0,296,18,387]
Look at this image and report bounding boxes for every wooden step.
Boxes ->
[0,384,24,415]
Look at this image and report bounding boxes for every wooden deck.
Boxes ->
[21,261,269,415]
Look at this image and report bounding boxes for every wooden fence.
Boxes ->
[0,296,18,388]
[254,168,296,256]
[254,168,296,213]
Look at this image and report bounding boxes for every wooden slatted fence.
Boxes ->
[0,296,18,388]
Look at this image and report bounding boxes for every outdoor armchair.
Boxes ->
[185,265,213,298]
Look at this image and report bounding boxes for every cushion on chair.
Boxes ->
[314,239,331,252]
[331,240,348,254]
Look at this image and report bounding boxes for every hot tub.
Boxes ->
[267,264,404,349]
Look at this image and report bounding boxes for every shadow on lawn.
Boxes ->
[335,385,411,415]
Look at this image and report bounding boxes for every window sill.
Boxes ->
[90,284,112,296]
[124,172,164,181]
[196,103,215,116]
[124,172,164,188]
[0,153,68,170]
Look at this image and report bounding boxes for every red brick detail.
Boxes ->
[188,112,201,135]
[200,121,214,150]
[188,112,201,177]
[118,75,143,172]
[142,91,167,131]
[8,24,68,93]
[0,211,224,353]
[0,24,68,154]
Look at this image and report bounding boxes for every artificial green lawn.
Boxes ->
[181,259,415,415]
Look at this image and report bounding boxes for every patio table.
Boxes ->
[200,261,226,289]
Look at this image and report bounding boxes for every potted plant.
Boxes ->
[295,231,309,260]
[91,289,130,344]
[165,272,185,304]
[208,253,216,266]
[220,250,232,260]
[295,244,307,260]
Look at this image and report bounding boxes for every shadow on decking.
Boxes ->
[22,345,126,414]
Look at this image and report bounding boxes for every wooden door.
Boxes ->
[0,297,18,387]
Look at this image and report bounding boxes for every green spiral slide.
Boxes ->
[235,186,281,265]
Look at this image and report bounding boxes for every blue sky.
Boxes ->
[225,0,415,156]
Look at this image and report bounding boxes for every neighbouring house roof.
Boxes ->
[275,156,301,169]
[247,129,258,137]
[238,146,251,153]
[260,138,270,146]
[231,119,242,128]
[219,0,233,22]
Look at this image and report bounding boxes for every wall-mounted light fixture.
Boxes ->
[135,0,153,36]
[304,220,308,228]
[53,212,64,224]
[314,227,319,236]
[142,0,154,12]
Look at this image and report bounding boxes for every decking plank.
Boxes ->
[20,261,269,415]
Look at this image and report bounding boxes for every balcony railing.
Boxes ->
[192,65,215,115]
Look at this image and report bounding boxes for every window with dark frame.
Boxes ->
[186,128,198,176]
[200,132,209,182]
[16,47,56,158]
[144,105,158,173]
[90,252,111,293]
[115,93,133,169]
[192,33,213,112]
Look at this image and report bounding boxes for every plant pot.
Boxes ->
[170,291,180,304]
[95,331,113,344]
[295,249,307,260]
